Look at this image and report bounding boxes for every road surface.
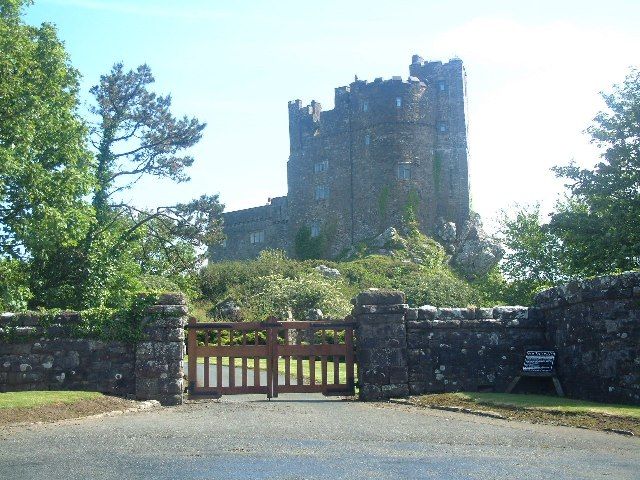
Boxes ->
[0,368,638,479]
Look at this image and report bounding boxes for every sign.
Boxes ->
[522,350,556,373]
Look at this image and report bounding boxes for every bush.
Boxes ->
[0,259,32,311]
[199,235,503,321]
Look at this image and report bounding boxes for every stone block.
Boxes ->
[417,305,437,319]
[476,308,494,319]
[437,308,467,320]
[389,367,408,384]
[157,394,183,406]
[157,293,187,306]
[136,360,169,377]
[164,305,189,317]
[355,304,407,315]
[355,290,405,307]
[493,306,528,320]
[160,379,183,395]
[144,315,186,329]
[358,384,382,401]
[143,326,185,342]
[381,383,409,398]
[357,313,405,326]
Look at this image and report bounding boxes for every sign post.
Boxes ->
[506,349,564,396]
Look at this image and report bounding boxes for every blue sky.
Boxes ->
[25,0,640,227]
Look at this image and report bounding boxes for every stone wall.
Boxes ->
[0,293,187,406]
[354,290,409,400]
[534,272,640,405]
[406,306,545,395]
[354,272,640,405]
[210,196,288,262]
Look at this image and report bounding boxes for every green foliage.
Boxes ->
[432,151,443,193]
[0,258,32,311]
[245,273,351,320]
[200,237,497,321]
[201,250,349,320]
[0,1,94,305]
[497,204,569,304]
[0,2,210,311]
[1,292,161,343]
[89,63,206,221]
[340,254,481,307]
[294,226,325,260]
[403,189,421,234]
[377,185,391,218]
[549,68,640,276]
[497,68,640,300]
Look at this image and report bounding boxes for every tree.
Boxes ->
[550,68,640,276]
[497,69,640,302]
[497,204,569,304]
[63,63,223,308]
[0,0,94,306]
[89,63,206,222]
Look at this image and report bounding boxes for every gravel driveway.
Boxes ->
[1,392,638,479]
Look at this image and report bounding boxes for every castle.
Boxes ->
[211,54,470,261]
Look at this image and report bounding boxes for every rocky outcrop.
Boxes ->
[214,299,243,321]
[371,227,407,250]
[315,265,341,279]
[436,214,504,279]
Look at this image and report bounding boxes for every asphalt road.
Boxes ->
[1,368,638,479]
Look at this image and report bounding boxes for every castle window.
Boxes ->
[314,160,328,173]
[362,100,369,112]
[438,122,448,133]
[396,163,412,180]
[396,97,402,108]
[310,223,320,238]
[250,230,265,244]
[315,185,329,200]
[438,80,446,92]
[364,134,370,146]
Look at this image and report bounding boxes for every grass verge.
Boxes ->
[0,391,103,409]
[0,391,136,428]
[409,392,640,436]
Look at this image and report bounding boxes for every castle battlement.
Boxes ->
[211,55,470,262]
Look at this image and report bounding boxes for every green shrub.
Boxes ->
[0,259,32,311]
[199,236,504,319]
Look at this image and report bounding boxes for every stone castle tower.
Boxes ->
[211,55,470,261]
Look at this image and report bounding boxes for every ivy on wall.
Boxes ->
[433,151,443,194]
[0,292,163,344]
[377,185,391,219]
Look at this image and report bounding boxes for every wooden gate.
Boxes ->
[186,317,356,399]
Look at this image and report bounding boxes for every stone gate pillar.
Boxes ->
[353,290,409,401]
[135,293,187,406]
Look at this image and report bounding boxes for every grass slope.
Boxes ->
[0,391,103,409]
[0,391,136,428]
[461,392,640,419]
[411,392,640,435]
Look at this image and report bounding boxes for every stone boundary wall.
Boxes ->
[406,305,545,396]
[354,271,640,405]
[0,293,187,406]
[533,272,640,405]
